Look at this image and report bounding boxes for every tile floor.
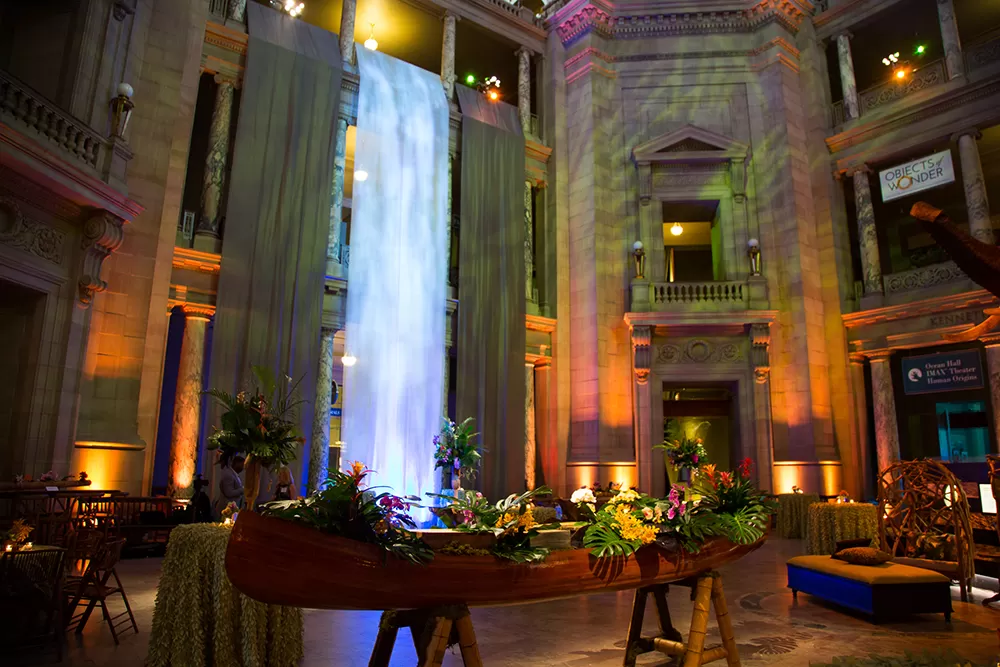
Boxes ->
[12,538,1000,666]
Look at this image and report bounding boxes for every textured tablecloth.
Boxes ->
[146,523,303,667]
[806,503,878,555]
[776,493,820,539]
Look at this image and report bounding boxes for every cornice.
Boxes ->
[813,0,907,40]
[204,21,248,56]
[842,288,999,328]
[172,247,221,274]
[623,309,777,328]
[526,314,557,333]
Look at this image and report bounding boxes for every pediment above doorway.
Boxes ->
[632,124,749,166]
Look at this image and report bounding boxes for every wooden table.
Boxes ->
[146,523,302,667]
[776,493,820,539]
[807,502,878,555]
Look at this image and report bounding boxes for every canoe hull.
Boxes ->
[226,512,766,610]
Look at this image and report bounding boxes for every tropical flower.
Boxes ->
[570,487,597,505]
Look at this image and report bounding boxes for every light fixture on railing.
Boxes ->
[747,238,761,276]
[341,354,357,367]
[670,222,683,236]
[364,23,378,51]
[282,1,305,17]
[632,241,645,280]
[109,82,134,138]
[353,169,368,182]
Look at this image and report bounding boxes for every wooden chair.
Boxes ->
[64,538,138,644]
[876,459,975,601]
[0,547,67,660]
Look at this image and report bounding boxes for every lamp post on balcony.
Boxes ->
[110,83,134,138]
[630,241,650,312]
[632,241,646,280]
[747,238,761,277]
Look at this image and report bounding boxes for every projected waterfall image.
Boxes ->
[341,48,450,520]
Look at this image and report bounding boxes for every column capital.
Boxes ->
[951,127,982,143]
[754,366,770,384]
[214,73,240,88]
[849,353,868,365]
[835,31,853,42]
[980,333,1000,347]
[847,163,871,177]
[442,10,460,23]
[179,303,215,320]
[516,45,532,59]
[631,325,652,385]
[868,349,893,362]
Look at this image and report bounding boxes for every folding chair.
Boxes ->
[64,538,138,644]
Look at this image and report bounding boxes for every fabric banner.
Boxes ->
[456,117,526,500]
[207,2,341,485]
[455,84,523,135]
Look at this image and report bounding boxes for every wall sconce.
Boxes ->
[747,238,761,276]
[341,354,357,367]
[110,82,134,138]
[632,241,646,280]
[364,23,378,51]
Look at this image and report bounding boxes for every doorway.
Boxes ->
[0,280,45,480]
[662,385,735,487]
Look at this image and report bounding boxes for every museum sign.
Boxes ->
[879,150,955,203]
[901,348,984,395]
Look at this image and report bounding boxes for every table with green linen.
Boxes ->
[147,522,303,667]
[776,493,821,539]
[806,502,879,555]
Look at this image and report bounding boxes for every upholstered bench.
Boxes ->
[787,555,953,622]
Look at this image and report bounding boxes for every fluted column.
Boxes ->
[631,326,653,494]
[750,324,774,492]
[848,355,873,498]
[194,76,236,253]
[982,336,1000,452]
[328,117,349,273]
[227,0,246,22]
[525,180,535,304]
[869,351,900,476]
[955,130,993,244]
[309,328,336,493]
[936,0,964,80]
[836,33,860,121]
[441,13,458,101]
[339,0,358,66]
[168,306,212,499]
[852,166,882,295]
[442,346,450,418]
[525,361,537,490]
[517,47,531,132]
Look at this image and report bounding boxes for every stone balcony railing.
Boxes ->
[628,280,749,313]
[832,59,946,126]
[882,261,967,295]
[0,70,116,177]
[966,32,1000,74]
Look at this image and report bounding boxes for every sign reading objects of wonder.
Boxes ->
[878,150,955,203]
[901,349,984,396]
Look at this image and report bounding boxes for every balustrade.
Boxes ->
[966,33,1000,73]
[882,261,967,295]
[651,281,747,309]
[831,59,947,126]
[0,70,110,175]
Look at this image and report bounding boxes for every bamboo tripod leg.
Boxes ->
[368,613,399,667]
[711,576,741,667]
[623,588,649,667]
[455,612,484,667]
[682,576,715,667]
[419,617,453,667]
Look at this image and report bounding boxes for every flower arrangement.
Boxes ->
[433,417,481,481]
[570,487,597,515]
[426,486,554,563]
[656,437,708,471]
[261,461,433,565]
[690,459,774,545]
[39,470,57,482]
[6,519,32,547]
[220,502,239,523]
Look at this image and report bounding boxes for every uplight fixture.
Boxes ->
[341,354,357,367]
[895,68,908,80]
[364,23,378,51]
[488,90,499,101]
[465,74,476,85]
[354,169,368,182]
[915,44,926,55]
[670,222,683,236]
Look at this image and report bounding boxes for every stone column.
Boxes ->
[869,351,900,476]
[328,117,349,273]
[339,0,358,66]
[227,0,246,22]
[982,336,1000,452]
[194,76,236,253]
[631,326,653,494]
[836,33,860,121]
[750,324,774,492]
[936,0,964,80]
[525,361,537,490]
[852,166,883,295]
[309,328,335,493]
[848,355,873,497]
[517,47,532,133]
[442,346,450,418]
[955,130,993,244]
[525,180,535,305]
[168,306,212,499]
[441,12,458,101]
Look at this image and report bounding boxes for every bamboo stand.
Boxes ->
[623,572,740,667]
[368,604,482,667]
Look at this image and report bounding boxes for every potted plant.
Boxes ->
[206,365,304,511]
[656,420,709,483]
[433,418,481,492]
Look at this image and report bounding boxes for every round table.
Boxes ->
[806,502,878,555]
[776,493,820,539]
[146,522,303,667]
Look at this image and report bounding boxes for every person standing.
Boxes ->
[215,452,245,517]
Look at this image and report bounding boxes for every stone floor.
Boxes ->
[12,538,1000,666]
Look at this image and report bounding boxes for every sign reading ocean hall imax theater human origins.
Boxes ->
[901,349,983,395]
[878,150,955,203]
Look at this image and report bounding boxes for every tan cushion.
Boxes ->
[833,547,892,566]
[788,555,951,585]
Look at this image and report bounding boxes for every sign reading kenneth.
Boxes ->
[901,349,984,395]
[879,150,955,203]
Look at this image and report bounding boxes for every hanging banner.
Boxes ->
[879,150,955,202]
[901,348,984,395]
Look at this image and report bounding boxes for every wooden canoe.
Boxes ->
[226,512,767,610]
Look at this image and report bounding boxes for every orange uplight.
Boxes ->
[488,90,499,101]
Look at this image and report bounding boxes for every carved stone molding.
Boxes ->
[112,0,136,21]
[79,211,125,305]
[179,303,215,320]
[882,261,966,294]
[655,338,745,365]
[754,366,771,384]
[632,325,652,385]
[0,197,65,265]
[749,322,770,371]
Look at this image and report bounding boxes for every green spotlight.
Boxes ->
[915,44,926,55]
[465,74,476,85]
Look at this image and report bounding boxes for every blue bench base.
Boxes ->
[787,564,952,623]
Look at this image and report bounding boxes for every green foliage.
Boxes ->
[433,417,482,480]
[262,464,433,565]
[583,522,640,558]
[654,425,709,470]
[206,365,304,470]
[691,460,776,545]
[810,650,983,667]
